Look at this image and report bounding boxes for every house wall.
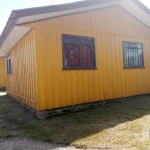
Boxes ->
[0,58,6,88]
[6,31,38,110]
[24,6,150,110]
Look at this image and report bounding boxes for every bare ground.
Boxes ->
[1,92,150,150]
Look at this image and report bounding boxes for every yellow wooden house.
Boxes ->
[0,0,150,118]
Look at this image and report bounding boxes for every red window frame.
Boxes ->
[62,34,96,70]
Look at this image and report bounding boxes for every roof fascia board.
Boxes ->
[0,18,18,49]
[119,0,150,28]
[0,26,32,56]
[15,0,121,17]
[131,0,150,15]
[16,0,122,24]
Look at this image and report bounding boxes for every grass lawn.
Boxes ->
[1,93,150,150]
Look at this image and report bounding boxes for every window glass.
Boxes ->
[62,34,95,69]
[137,44,142,48]
[7,55,11,74]
[123,42,144,68]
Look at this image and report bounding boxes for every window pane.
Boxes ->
[63,44,70,67]
[129,49,134,66]
[9,59,11,74]
[7,55,11,74]
[124,48,129,67]
[80,45,84,67]
[124,43,128,47]
[80,45,87,67]
[62,34,95,69]
[69,44,79,67]
[63,35,79,43]
[79,45,94,67]
[63,43,79,67]
[133,49,138,66]
[128,43,137,48]
[137,44,142,49]
[138,49,143,66]
[80,37,94,45]
[123,42,144,68]
[74,45,80,67]
[87,46,93,67]
[7,59,9,74]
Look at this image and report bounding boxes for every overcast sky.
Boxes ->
[0,0,149,34]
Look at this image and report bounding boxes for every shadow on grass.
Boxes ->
[0,94,150,149]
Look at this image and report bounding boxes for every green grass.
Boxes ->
[1,94,150,149]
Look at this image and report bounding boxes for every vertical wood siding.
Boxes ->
[0,58,6,88]
[6,31,38,110]
[21,6,150,110]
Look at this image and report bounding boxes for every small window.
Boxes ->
[123,42,144,68]
[62,34,96,69]
[7,55,11,75]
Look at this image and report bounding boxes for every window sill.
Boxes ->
[7,74,12,76]
[62,67,97,70]
[123,66,145,69]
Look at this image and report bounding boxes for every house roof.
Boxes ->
[0,0,150,56]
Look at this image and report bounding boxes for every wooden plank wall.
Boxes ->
[0,58,6,88]
[6,31,38,110]
[25,6,150,110]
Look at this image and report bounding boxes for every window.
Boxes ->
[62,34,96,69]
[123,42,144,68]
[7,55,11,75]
